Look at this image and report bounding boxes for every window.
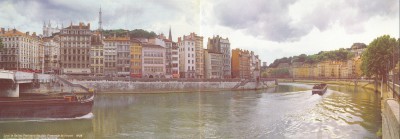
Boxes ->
[188,60,190,64]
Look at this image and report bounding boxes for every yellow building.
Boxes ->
[130,39,142,78]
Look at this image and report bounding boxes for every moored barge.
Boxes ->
[0,94,94,119]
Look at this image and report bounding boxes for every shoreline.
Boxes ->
[278,79,377,91]
[94,87,274,94]
[70,80,277,94]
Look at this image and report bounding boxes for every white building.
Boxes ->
[178,35,196,78]
[0,28,40,70]
[42,35,61,73]
[43,21,60,37]
[142,44,166,78]
[249,51,261,79]
[103,36,130,76]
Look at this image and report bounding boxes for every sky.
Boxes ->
[0,0,399,64]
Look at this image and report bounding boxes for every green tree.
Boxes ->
[361,35,398,82]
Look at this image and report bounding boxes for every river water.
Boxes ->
[0,83,381,138]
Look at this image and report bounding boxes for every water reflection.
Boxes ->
[0,83,381,138]
[0,119,93,138]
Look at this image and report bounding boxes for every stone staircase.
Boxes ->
[232,79,251,89]
[55,75,90,93]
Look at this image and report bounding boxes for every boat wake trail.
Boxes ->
[0,113,94,123]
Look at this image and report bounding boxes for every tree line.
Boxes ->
[102,29,157,39]
[269,48,356,68]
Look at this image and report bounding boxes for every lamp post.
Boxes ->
[393,44,395,98]
[42,44,45,74]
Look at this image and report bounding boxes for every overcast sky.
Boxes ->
[0,0,398,64]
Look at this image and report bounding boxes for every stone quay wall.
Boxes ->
[74,80,276,93]
[382,99,400,139]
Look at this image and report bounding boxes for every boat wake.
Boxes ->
[0,113,94,123]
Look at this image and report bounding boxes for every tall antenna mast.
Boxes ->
[98,6,102,31]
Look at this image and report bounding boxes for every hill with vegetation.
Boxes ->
[269,48,355,68]
[102,29,157,38]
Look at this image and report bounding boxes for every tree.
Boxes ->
[361,35,398,82]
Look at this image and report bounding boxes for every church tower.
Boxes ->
[168,26,172,41]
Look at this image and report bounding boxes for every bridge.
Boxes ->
[0,70,40,97]
[1,70,90,97]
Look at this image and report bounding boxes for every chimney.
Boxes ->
[32,32,36,37]
[26,32,29,35]
[12,28,16,33]
[87,23,90,29]
[178,37,181,42]
[1,28,4,34]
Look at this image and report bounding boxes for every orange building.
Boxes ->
[231,48,250,79]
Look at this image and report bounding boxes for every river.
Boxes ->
[0,83,382,138]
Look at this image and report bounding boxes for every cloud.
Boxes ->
[211,0,399,42]
[0,0,201,37]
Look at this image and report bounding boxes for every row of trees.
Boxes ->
[269,48,355,68]
[102,29,157,38]
[361,35,399,82]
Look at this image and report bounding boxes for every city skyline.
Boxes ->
[0,0,398,64]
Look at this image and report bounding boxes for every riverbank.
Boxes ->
[278,79,377,91]
[72,80,277,94]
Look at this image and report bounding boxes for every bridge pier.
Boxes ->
[0,83,19,97]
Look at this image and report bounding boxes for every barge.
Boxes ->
[312,83,328,95]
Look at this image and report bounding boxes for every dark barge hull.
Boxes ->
[0,96,93,119]
[312,84,328,95]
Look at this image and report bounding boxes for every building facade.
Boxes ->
[0,28,40,70]
[250,51,261,79]
[90,33,104,76]
[60,22,92,75]
[103,36,130,76]
[42,35,61,73]
[207,35,231,78]
[171,42,179,78]
[204,49,223,79]
[231,48,251,79]
[142,44,166,78]
[130,39,142,78]
[178,36,196,78]
[116,37,130,77]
